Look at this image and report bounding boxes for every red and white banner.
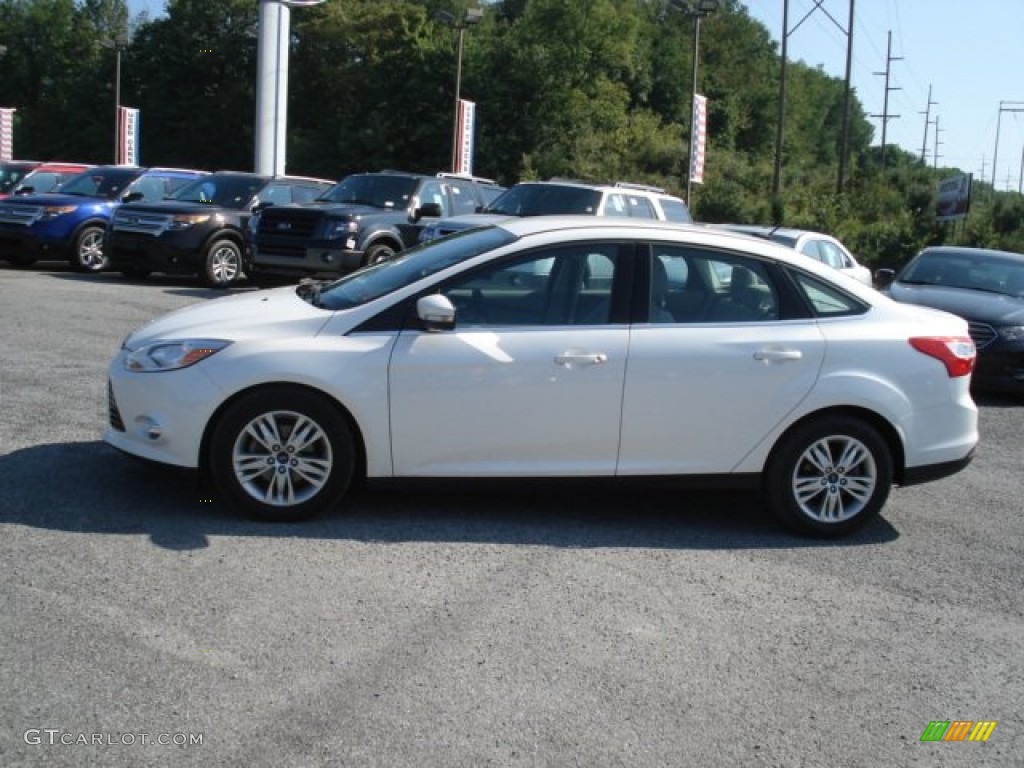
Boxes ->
[0,108,15,161]
[689,94,707,184]
[118,107,140,166]
[455,99,476,176]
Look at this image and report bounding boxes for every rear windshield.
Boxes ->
[173,175,266,208]
[484,184,603,216]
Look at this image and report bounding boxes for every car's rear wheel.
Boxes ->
[209,387,355,522]
[71,226,107,272]
[203,239,243,288]
[765,415,892,537]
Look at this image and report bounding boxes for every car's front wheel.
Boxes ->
[765,415,893,537]
[209,387,355,522]
[203,239,243,288]
[364,242,396,266]
[71,225,107,272]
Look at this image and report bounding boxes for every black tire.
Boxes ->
[203,239,243,288]
[71,225,107,272]
[209,387,355,522]
[364,242,397,266]
[119,266,151,280]
[765,415,892,538]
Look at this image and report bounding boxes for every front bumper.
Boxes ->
[251,236,364,277]
[0,224,69,261]
[105,357,226,468]
[108,231,206,274]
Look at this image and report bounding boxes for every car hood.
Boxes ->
[890,283,1024,324]
[124,286,332,348]
[3,192,114,206]
[120,201,240,215]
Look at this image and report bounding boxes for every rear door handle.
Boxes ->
[555,352,609,367]
[753,348,802,362]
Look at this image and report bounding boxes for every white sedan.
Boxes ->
[105,217,978,537]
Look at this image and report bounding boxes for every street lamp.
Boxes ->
[434,7,483,174]
[100,34,130,164]
[670,0,718,206]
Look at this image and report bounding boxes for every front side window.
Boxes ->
[448,180,479,215]
[416,180,449,217]
[441,243,620,327]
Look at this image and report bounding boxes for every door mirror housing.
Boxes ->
[417,294,456,332]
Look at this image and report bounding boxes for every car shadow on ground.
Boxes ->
[41,267,268,298]
[2,441,900,552]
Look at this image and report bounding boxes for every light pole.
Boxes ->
[434,8,483,174]
[100,34,129,164]
[670,0,719,206]
[254,0,325,176]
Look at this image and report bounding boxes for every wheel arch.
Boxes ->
[767,405,907,485]
[198,382,368,483]
[202,227,245,253]
[360,229,403,255]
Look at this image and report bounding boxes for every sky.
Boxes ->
[125,0,1024,191]
[743,0,1024,190]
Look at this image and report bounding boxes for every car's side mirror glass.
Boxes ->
[417,294,456,332]
[14,186,34,195]
[874,268,896,289]
[122,191,144,203]
[414,202,442,222]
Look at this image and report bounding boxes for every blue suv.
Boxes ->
[0,166,207,272]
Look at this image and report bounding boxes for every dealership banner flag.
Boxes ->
[690,94,707,184]
[0,108,15,161]
[118,107,140,166]
[455,99,476,176]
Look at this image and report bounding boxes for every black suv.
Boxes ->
[106,171,334,287]
[248,171,504,279]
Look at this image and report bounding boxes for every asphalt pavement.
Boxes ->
[1,264,1021,767]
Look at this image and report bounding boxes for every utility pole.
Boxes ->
[919,85,937,164]
[933,115,942,170]
[871,30,902,167]
[772,0,854,198]
[837,0,855,193]
[1019,145,1024,194]
[992,101,1024,188]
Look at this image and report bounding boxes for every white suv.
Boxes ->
[419,179,691,243]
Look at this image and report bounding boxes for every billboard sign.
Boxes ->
[455,99,475,176]
[118,107,140,166]
[935,172,972,222]
[0,108,15,161]
[689,94,707,184]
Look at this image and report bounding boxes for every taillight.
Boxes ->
[909,336,976,377]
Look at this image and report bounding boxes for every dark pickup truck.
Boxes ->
[248,170,504,279]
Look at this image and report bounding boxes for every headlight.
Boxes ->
[997,325,1024,342]
[125,339,232,372]
[167,213,211,230]
[39,205,78,221]
[325,219,358,240]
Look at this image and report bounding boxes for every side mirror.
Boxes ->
[14,186,34,195]
[874,269,896,289]
[414,202,442,222]
[122,191,144,203]
[252,201,274,213]
[417,294,456,332]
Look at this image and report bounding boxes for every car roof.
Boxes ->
[714,223,829,239]
[26,162,93,172]
[920,245,1024,263]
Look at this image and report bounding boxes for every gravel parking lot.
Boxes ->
[1,264,1022,767]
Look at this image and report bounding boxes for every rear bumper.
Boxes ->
[901,447,975,486]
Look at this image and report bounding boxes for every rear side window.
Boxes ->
[790,271,867,316]
[657,198,692,223]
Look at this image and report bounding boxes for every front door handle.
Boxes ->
[753,348,803,362]
[555,352,609,367]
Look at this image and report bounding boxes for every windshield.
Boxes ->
[314,227,517,311]
[318,174,419,209]
[172,175,266,208]
[59,169,140,199]
[0,165,32,194]
[484,184,602,216]
[900,251,1024,297]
